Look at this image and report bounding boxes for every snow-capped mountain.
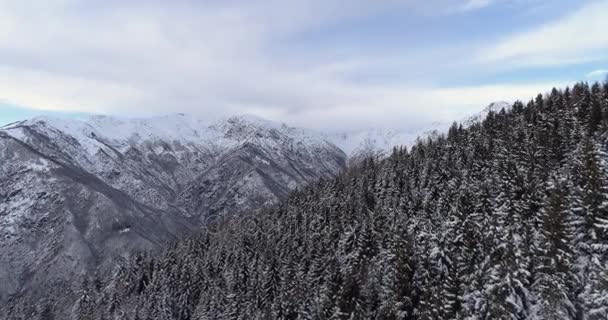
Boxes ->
[328,123,448,162]
[0,114,346,312]
[461,101,512,127]
[0,102,507,315]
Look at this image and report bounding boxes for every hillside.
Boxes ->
[0,114,347,317]
[66,82,608,320]
[0,110,462,318]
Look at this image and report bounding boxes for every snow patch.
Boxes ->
[27,158,51,172]
[3,126,28,141]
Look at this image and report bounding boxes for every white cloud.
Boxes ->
[263,81,569,131]
[477,0,608,67]
[586,69,608,78]
[0,0,585,131]
[0,66,142,112]
[461,0,494,11]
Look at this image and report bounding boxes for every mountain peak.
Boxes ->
[485,101,512,113]
[461,101,513,127]
[212,114,283,132]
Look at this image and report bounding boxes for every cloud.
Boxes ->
[476,0,608,67]
[0,0,591,132]
[261,81,569,131]
[0,103,87,127]
[0,66,142,113]
[461,0,495,11]
[586,69,608,78]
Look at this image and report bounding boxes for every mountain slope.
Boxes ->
[73,82,608,320]
[0,114,347,317]
[460,100,512,127]
[0,101,513,318]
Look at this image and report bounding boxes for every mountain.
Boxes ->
[460,100,512,127]
[0,101,510,318]
[0,114,346,316]
[73,82,608,320]
[328,125,443,162]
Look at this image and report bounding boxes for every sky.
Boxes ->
[0,0,607,131]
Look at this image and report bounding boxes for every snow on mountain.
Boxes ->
[327,121,450,161]
[0,102,508,316]
[1,100,503,168]
[329,129,413,158]
[1,113,333,157]
[0,113,346,313]
[461,101,512,127]
[0,113,347,230]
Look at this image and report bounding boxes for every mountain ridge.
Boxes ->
[67,82,608,320]
[0,113,347,316]
[0,101,512,317]
[2,99,512,161]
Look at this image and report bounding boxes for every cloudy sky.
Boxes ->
[0,0,607,131]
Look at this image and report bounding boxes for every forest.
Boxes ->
[27,81,608,319]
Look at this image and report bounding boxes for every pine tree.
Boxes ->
[531,177,575,319]
[73,277,94,320]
